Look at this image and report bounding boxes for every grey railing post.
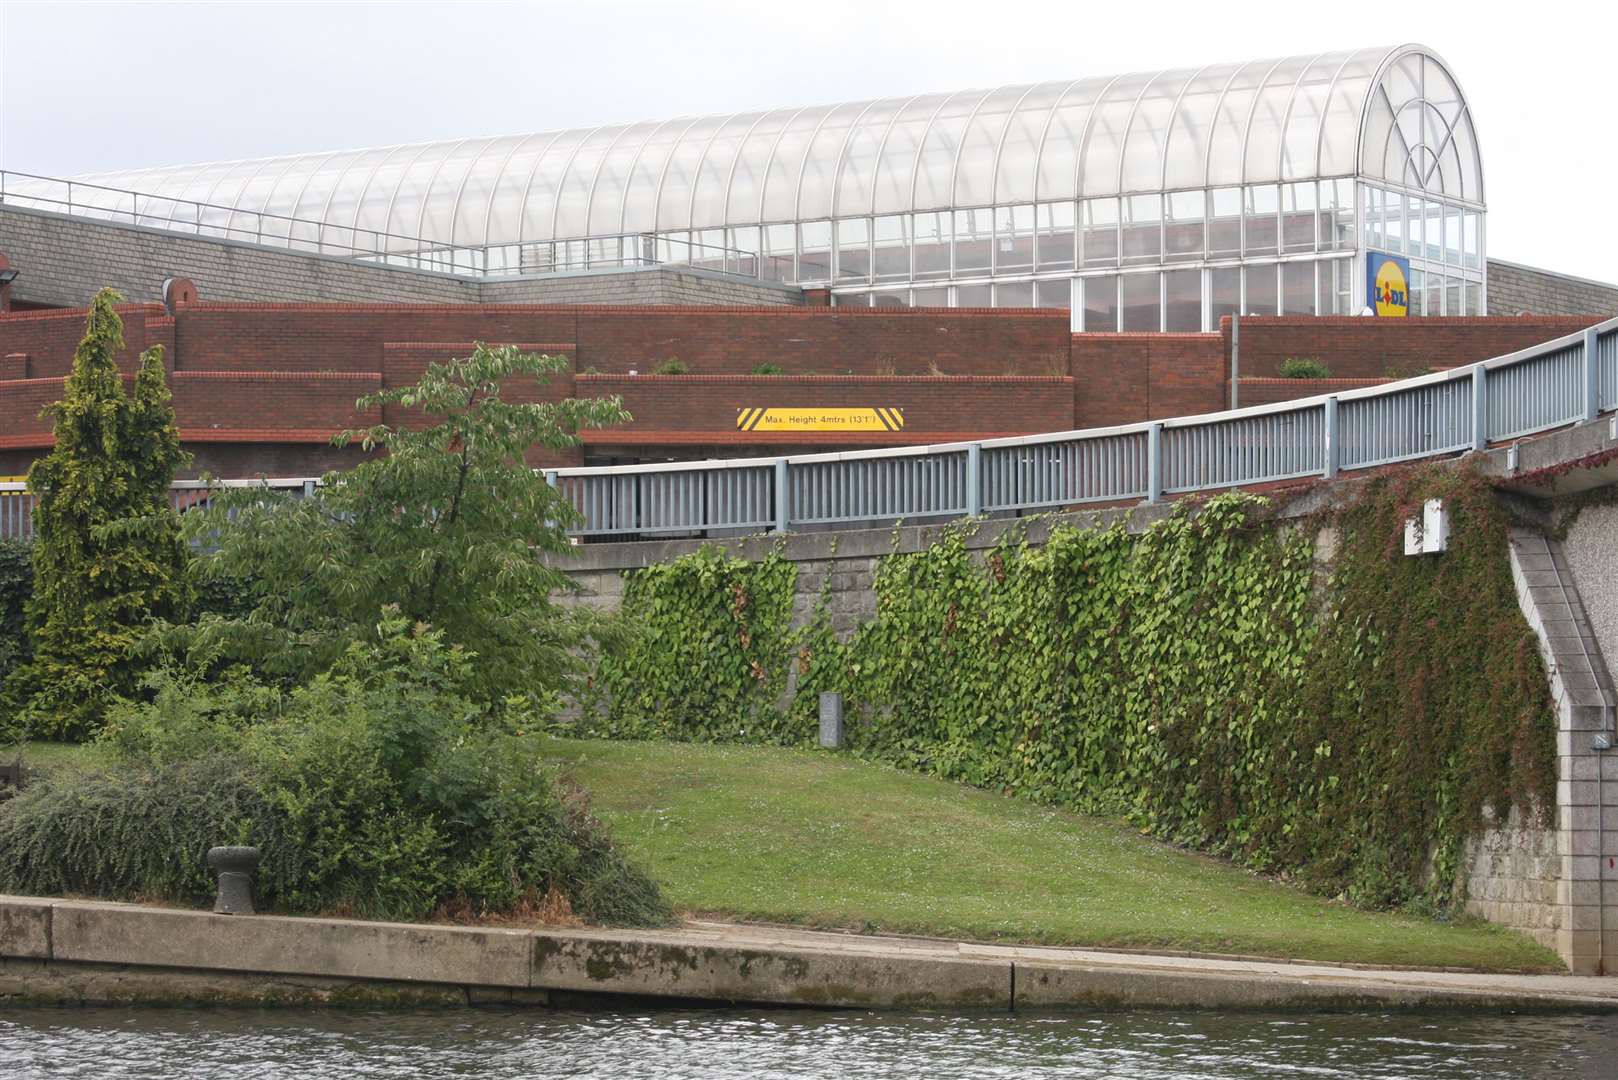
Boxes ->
[965,443,982,517]
[1471,364,1488,451]
[1584,328,1601,423]
[1146,423,1164,503]
[1323,395,1340,479]
[773,458,789,534]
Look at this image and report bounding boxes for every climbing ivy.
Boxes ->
[583,471,1555,911]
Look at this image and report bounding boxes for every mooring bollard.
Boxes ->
[819,691,845,749]
[207,846,261,915]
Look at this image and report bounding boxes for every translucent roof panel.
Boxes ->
[45,44,1478,255]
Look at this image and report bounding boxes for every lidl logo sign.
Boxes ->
[1368,252,1410,318]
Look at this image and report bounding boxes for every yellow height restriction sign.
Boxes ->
[737,407,905,432]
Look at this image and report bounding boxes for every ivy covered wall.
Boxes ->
[581,466,1556,911]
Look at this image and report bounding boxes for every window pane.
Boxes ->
[954,208,993,275]
[764,223,796,281]
[1363,184,1383,251]
[1244,263,1277,316]
[1409,268,1425,316]
[1424,200,1444,262]
[1463,213,1480,269]
[1281,261,1314,315]
[1209,187,1242,258]
[1281,182,1315,253]
[1210,267,1241,328]
[1444,206,1462,266]
[728,226,759,276]
[871,290,909,308]
[1383,191,1404,255]
[1036,201,1075,271]
[831,293,869,308]
[995,280,1034,308]
[1425,272,1441,317]
[1035,278,1071,309]
[1465,279,1481,315]
[1445,277,1460,317]
[1120,273,1161,331]
[1244,184,1278,255]
[1407,197,1425,264]
[1081,197,1118,268]
[1317,258,1351,315]
[1121,194,1161,265]
[996,204,1034,272]
[1320,178,1359,252]
[872,214,910,281]
[1164,190,1204,262]
[1083,275,1118,332]
[1164,268,1201,331]
[799,220,831,280]
[835,218,870,281]
[911,285,949,307]
[913,212,951,279]
[956,282,992,307]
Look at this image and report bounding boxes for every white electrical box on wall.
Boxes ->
[1403,498,1450,556]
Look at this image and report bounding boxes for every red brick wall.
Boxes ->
[1224,316,1602,380]
[1,302,1598,478]
[1068,333,1226,425]
[584,374,1075,446]
[1238,376,1387,407]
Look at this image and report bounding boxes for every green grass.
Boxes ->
[12,735,1563,971]
[542,737,1563,972]
[6,739,115,773]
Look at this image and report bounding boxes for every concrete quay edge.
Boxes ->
[4,896,1617,1011]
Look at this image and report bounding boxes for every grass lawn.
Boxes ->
[542,737,1563,972]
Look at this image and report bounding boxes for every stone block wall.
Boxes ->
[1461,529,1618,974]
[1487,260,1618,317]
[0,205,802,310]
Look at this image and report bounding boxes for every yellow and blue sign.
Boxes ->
[1367,252,1410,318]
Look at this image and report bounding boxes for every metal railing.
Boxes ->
[0,170,788,282]
[0,479,314,542]
[547,316,1618,537]
[3,318,1616,542]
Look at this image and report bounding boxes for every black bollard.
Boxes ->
[207,846,261,915]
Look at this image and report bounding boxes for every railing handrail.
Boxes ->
[0,169,776,283]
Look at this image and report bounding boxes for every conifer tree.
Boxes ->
[4,289,190,739]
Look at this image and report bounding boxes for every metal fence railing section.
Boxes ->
[2,318,1615,542]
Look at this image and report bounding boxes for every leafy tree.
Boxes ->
[4,289,190,739]
[171,343,629,709]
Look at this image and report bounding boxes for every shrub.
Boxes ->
[0,611,670,924]
[1278,358,1332,379]
[653,358,689,375]
[750,362,785,375]
[0,539,30,688]
[164,343,628,709]
[5,290,190,740]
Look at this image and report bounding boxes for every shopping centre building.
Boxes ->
[1,43,1615,475]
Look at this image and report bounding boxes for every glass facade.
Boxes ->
[38,46,1483,329]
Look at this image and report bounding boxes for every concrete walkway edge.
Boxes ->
[3,896,1617,1011]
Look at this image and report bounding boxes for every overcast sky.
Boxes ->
[1,0,1612,281]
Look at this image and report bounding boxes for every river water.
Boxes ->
[3,1007,1617,1078]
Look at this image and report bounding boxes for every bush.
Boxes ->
[653,359,689,375]
[1278,358,1332,379]
[0,611,669,924]
[750,362,785,375]
[0,539,30,688]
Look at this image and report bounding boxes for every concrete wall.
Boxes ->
[1563,504,1618,672]
[0,204,802,309]
[1488,259,1618,317]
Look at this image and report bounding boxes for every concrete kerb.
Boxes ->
[6,897,1618,1011]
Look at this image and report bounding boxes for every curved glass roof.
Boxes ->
[57,43,1480,249]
